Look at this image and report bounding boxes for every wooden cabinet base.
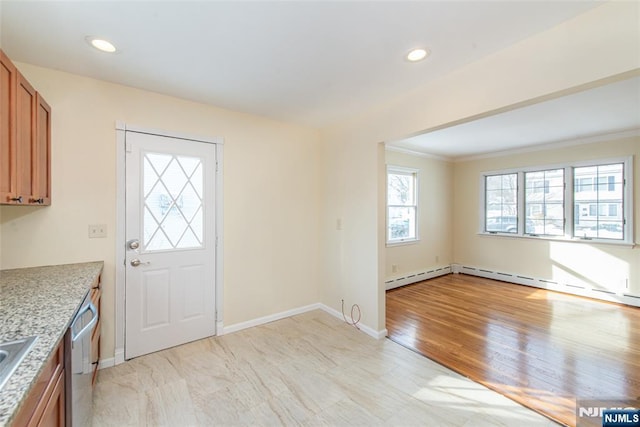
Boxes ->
[35,369,64,427]
[12,340,64,427]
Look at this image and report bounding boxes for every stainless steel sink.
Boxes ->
[0,336,38,390]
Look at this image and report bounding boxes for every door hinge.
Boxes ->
[125,141,132,153]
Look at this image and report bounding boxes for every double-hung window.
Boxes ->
[387,166,418,244]
[573,163,624,240]
[525,168,565,236]
[480,157,633,245]
[485,173,518,234]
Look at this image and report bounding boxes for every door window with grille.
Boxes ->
[143,152,204,251]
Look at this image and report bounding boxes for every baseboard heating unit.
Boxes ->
[451,263,639,308]
[385,265,451,290]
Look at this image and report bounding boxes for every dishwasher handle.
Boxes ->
[71,302,98,343]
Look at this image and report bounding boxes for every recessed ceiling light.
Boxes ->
[406,48,429,62]
[86,37,117,53]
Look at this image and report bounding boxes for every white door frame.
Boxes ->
[114,122,224,365]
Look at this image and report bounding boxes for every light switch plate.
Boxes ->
[88,224,107,238]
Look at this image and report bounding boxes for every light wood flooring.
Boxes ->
[93,310,555,426]
[386,273,640,427]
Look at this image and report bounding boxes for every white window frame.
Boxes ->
[386,165,419,246]
[479,156,634,247]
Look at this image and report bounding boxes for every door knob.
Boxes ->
[130,259,150,267]
[127,240,140,250]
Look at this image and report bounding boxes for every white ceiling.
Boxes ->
[2,0,632,158]
[391,75,640,159]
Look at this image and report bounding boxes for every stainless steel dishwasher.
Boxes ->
[66,291,98,426]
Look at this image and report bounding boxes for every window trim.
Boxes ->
[479,156,634,247]
[386,165,419,246]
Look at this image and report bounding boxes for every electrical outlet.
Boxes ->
[88,224,107,238]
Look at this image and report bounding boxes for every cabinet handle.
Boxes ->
[9,196,23,203]
[31,198,44,204]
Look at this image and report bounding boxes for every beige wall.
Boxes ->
[385,150,453,280]
[319,1,639,333]
[319,134,380,330]
[0,63,322,359]
[453,137,640,296]
[1,1,638,348]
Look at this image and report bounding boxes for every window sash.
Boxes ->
[484,173,518,233]
[524,168,565,236]
[388,205,417,241]
[573,163,624,240]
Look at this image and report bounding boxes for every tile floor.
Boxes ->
[93,310,558,426]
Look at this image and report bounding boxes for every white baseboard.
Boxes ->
[222,303,323,335]
[385,265,451,290]
[106,302,387,366]
[115,348,125,365]
[104,264,638,366]
[98,348,125,370]
[98,357,115,370]
[319,303,388,339]
[221,302,387,340]
[451,263,640,308]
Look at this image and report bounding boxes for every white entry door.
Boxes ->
[125,130,217,359]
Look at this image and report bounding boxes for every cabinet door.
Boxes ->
[35,94,51,204]
[12,341,65,427]
[35,369,65,427]
[0,50,17,202]
[16,72,36,204]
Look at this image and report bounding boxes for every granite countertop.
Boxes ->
[0,261,103,426]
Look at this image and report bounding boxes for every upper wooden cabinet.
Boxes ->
[0,50,17,203]
[0,49,51,205]
[35,94,52,205]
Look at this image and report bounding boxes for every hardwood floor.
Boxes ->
[93,310,555,426]
[386,273,640,427]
